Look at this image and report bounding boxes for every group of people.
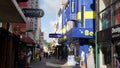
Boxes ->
[17,48,32,68]
[79,46,94,68]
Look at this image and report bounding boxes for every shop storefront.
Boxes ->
[97,24,120,68]
[58,35,68,60]
[97,27,113,68]
[66,27,95,66]
[0,28,21,68]
[0,0,26,68]
[111,24,120,68]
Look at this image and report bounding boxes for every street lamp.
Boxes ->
[95,0,99,68]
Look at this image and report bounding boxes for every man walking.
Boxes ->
[27,48,32,68]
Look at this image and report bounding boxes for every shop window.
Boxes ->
[101,8,111,30]
[112,1,120,25]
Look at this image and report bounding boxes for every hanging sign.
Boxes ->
[49,34,62,38]
[22,8,44,17]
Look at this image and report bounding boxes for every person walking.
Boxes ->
[27,48,32,68]
[17,50,27,68]
[80,49,86,68]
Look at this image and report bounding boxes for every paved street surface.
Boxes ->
[31,57,80,68]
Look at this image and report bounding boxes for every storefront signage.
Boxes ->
[67,55,76,66]
[98,24,120,42]
[49,34,62,38]
[112,25,120,39]
[72,28,94,38]
[0,23,2,27]
[112,27,120,33]
[71,0,76,13]
[69,0,77,20]
[22,8,44,17]
[19,0,28,2]
[85,30,94,36]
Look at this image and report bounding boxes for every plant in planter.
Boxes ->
[75,56,81,64]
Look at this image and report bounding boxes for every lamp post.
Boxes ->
[95,0,99,68]
[95,30,98,68]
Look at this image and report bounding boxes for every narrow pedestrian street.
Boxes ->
[31,57,63,68]
[31,57,79,68]
[1,0,120,68]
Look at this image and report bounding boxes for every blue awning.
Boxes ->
[66,27,94,39]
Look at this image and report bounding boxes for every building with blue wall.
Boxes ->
[58,0,95,65]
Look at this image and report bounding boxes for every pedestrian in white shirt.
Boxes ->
[80,49,86,68]
[27,48,32,68]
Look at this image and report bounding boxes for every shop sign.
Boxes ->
[49,34,62,38]
[67,55,76,66]
[84,30,94,36]
[69,0,77,20]
[112,25,120,39]
[19,0,28,2]
[22,8,44,17]
[0,23,2,27]
[72,28,94,38]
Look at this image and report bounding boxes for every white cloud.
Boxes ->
[50,20,58,32]
[40,0,68,42]
[42,20,57,42]
[42,27,50,42]
[41,0,60,15]
[41,0,67,15]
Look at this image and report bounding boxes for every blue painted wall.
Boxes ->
[79,44,89,64]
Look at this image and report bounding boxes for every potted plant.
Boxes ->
[75,56,81,65]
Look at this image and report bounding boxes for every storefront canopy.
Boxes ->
[0,0,26,23]
[21,36,35,44]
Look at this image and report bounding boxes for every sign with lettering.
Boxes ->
[112,25,120,39]
[87,53,95,68]
[67,55,76,66]
[69,0,77,20]
[72,28,94,38]
[49,34,62,38]
[22,8,44,17]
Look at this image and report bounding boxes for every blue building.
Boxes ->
[58,0,95,64]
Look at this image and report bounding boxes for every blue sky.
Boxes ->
[40,0,67,42]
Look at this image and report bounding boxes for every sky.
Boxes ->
[40,0,67,42]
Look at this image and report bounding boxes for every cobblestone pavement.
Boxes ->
[31,57,80,68]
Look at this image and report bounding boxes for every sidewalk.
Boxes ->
[31,57,80,68]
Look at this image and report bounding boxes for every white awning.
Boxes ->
[0,0,26,23]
